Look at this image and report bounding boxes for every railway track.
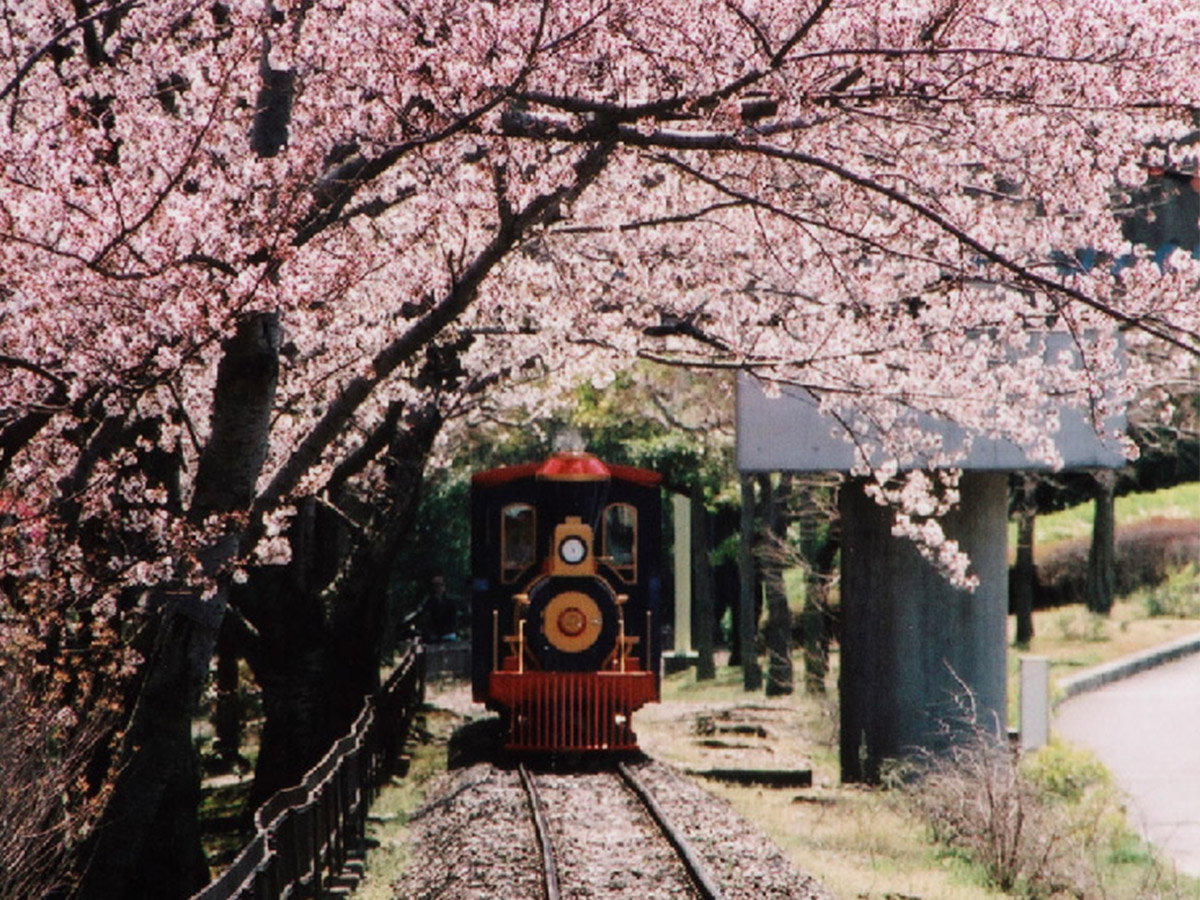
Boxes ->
[393,758,834,900]
[519,762,726,900]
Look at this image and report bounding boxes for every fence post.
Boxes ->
[1020,655,1050,751]
[186,642,424,900]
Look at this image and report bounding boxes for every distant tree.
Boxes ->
[1084,470,1119,615]
[1010,474,1038,645]
[741,473,839,694]
[795,479,840,694]
[691,481,718,680]
[758,473,794,695]
[1008,375,1197,624]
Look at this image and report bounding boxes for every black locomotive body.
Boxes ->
[470,452,663,752]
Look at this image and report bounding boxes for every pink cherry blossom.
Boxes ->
[0,0,1196,607]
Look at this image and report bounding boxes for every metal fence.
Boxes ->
[189,642,425,900]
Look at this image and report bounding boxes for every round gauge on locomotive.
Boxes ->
[558,535,587,565]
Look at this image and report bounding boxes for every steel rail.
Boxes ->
[518,764,562,900]
[617,762,727,900]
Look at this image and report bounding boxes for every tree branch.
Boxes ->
[506,113,1200,356]
[242,140,616,555]
[0,2,141,107]
[291,0,553,249]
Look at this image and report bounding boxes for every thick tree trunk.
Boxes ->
[238,513,337,811]
[74,608,213,900]
[213,618,244,766]
[691,483,717,680]
[323,405,442,710]
[243,402,444,806]
[738,475,763,691]
[190,315,282,518]
[78,314,280,900]
[1085,471,1117,615]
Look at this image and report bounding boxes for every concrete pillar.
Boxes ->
[1020,656,1051,752]
[672,493,692,653]
[839,472,1009,782]
[662,494,699,674]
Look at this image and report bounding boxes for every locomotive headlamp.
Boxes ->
[558,535,587,565]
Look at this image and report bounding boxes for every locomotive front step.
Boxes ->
[490,670,657,752]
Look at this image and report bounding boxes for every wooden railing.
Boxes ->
[189,642,425,900]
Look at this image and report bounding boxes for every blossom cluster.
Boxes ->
[1,0,1198,611]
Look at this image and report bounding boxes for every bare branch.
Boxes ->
[243,140,616,553]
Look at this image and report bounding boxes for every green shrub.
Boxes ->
[1107,832,1154,867]
[1034,517,1199,609]
[1054,608,1109,643]
[1141,565,1200,619]
[1021,740,1111,802]
[904,724,1200,899]
[903,731,1095,898]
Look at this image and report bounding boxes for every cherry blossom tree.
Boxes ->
[3,1,1200,896]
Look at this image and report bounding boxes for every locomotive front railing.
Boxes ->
[188,640,425,900]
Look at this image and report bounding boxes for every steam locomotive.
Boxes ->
[470,452,663,752]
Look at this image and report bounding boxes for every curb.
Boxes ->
[1055,630,1200,703]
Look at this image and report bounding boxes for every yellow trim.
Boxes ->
[541,591,603,654]
[602,503,638,583]
[549,517,596,576]
[500,502,536,584]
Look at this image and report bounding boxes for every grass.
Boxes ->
[639,632,1200,900]
[197,781,254,875]
[1007,594,1200,723]
[639,664,1009,900]
[1009,481,1199,551]
[354,704,471,900]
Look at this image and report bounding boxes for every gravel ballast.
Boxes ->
[391,756,834,900]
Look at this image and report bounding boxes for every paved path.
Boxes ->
[1055,650,1200,877]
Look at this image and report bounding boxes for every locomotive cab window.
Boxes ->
[602,503,637,581]
[501,503,535,583]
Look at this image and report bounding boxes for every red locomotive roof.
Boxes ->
[471,452,661,488]
[606,461,663,488]
[470,461,540,487]
[536,452,611,481]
